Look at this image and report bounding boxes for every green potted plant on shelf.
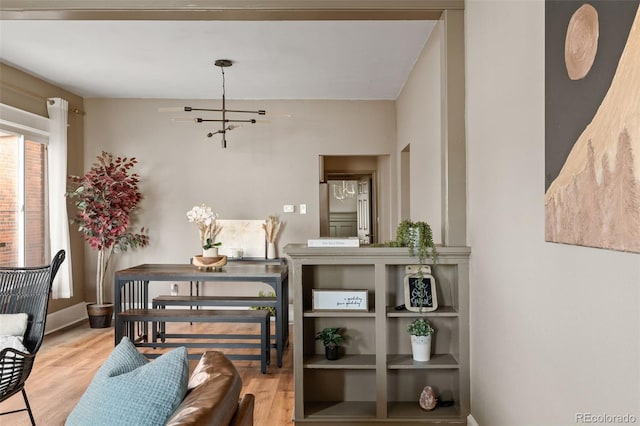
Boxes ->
[315,327,345,360]
[407,318,434,362]
[395,220,438,264]
[67,151,149,328]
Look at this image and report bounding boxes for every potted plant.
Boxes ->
[67,151,149,328]
[315,327,345,360]
[186,204,222,257]
[407,318,434,361]
[395,220,438,264]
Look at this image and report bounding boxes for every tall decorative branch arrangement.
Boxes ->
[263,215,283,259]
[67,151,149,306]
[262,215,282,244]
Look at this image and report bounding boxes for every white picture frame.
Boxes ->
[312,289,369,312]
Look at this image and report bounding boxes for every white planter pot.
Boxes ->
[410,335,432,361]
[203,247,218,257]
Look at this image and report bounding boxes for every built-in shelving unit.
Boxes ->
[284,244,470,425]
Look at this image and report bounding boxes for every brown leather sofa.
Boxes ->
[165,351,254,426]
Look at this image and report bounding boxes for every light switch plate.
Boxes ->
[283,204,295,213]
[299,204,307,214]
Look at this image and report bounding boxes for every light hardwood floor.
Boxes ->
[1,321,294,426]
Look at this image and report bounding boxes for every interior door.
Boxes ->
[357,177,371,244]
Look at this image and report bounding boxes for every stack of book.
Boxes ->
[307,237,360,247]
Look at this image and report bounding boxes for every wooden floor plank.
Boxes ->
[0,321,294,426]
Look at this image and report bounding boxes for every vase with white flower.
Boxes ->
[186,204,222,257]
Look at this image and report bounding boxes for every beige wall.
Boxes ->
[396,21,444,244]
[83,98,397,300]
[467,1,640,424]
[0,63,86,313]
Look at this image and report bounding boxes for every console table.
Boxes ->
[113,262,289,367]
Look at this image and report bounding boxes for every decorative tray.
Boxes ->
[193,255,227,271]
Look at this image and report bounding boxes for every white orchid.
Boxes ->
[186,204,222,249]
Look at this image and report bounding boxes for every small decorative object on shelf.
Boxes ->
[312,289,368,312]
[263,215,283,259]
[404,265,438,313]
[315,327,345,360]
[407,318,434,362]
[419,386,438,411]
[229,247,244,259]
[187,204,222,257]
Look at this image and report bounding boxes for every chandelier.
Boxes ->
[182,59,266,148]
[332,180,357,200]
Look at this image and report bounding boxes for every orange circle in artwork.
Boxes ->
[565,4,599,80]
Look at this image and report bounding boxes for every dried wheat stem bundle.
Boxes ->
[263,215,282,243]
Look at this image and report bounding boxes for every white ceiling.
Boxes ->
[0,20,435,100]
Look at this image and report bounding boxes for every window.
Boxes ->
[0,130,48,267]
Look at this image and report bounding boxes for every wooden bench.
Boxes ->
[152,294,276,339]
[153,295,276,309]
[153,294,276,337]
[117,308,271,373]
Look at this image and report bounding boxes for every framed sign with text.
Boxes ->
[404,273,438,312]
[312,289,368,312]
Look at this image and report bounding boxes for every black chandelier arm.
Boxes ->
[196,118,257,124]
[185,107,265,115]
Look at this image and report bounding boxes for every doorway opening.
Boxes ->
[319,156,379,244]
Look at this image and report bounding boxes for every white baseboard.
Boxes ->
[45,302,87,334]
[468,414,480,426]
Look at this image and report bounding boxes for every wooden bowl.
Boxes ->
[193,255,227,270]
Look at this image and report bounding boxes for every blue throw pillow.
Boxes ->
[66,337,189,426]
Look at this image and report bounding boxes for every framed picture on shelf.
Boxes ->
[312,289,368,312]
[404,272,438,312]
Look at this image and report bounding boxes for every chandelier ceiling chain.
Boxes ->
[183,59,266,148]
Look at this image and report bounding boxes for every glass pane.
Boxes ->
[25,140,46,266]
[0,135,18,266]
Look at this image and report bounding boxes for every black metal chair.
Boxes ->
[0,250,65,425]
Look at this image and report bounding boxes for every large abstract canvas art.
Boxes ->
[545,0,640,253]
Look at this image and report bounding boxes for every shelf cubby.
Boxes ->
[387,368,461,420]
[304,354,376,369]
[387,353,459,369]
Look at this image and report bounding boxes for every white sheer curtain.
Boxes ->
[47,98,73,298]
